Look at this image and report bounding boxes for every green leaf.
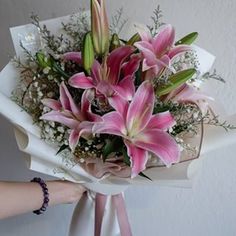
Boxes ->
[120,39,128,44]
[127,33,141,45]
[51,60,70,79]
[110,33,121,51]
[139,172,152,181]
[36,52,53,68]
[134,66,143,86]
[102,137,124,161]
[56,144,69,155]
[82,32,95,75]
[122,147,131,166]
[156,68,196,96]
[175,32,198,45]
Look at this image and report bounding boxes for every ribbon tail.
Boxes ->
[95,193,108,236]
[112,193,133,236]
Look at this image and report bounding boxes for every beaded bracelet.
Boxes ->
[31,177,49,215]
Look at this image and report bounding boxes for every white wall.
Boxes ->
[1,0,236,235]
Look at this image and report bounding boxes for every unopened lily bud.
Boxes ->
[91,0,110,56]
[82,32,95,74]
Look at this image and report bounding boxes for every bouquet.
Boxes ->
[1,1,235,235]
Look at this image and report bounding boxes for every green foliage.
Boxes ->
[175,32,198,45]
[110,33,121,51]
[147,5,164,36]
[102,137,124,161]
[156,68,196,96]
[56,144,69,155]
[127,33,141,46]
[51,59,70,79]
[110,7,128,35]
[139,172,152,181]
[36,52,53,68]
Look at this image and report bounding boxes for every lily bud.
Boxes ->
[91,0,110,56]
[82,32,95,74]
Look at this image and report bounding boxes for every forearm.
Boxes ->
[0,181,85,219]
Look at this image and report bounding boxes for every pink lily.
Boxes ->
[134,24,191,78]
[164,83,214,114]
[91,0,109,55]
[40,82,101,151]
[93,81,180,178]
[64,46,140,102]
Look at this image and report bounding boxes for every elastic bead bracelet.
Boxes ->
[31,177,49,215]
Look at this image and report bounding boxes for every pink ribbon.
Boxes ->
[95,193,132,236]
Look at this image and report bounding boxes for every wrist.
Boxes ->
[46,181,85,205]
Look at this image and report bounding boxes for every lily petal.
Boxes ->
[69,121,96,151]
[93,111,126,137]
[81,89,94,113]
[91,60,102,84]
[96,80,114,97]
[168,84,213,103]
[60,82,80,115]
[124,140,148,178]
[126,81,154,133]
[122,54,141,77]
[113,75,135,101]
[69,73,95,89]
[133,128,180,166]
[108,94,128,118]
[135,41,155,54]
[69,129,81,151]
[107,46,135,84]
[63,52,82,64]
[168,45,191,59]
[40,111,79,129]
[41,98,61,111]
[153,24,175,56]
[135,24,152,42]
[135,41,157,69]
[146,112,176,131]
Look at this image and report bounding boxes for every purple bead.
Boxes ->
[31,177,50,215]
